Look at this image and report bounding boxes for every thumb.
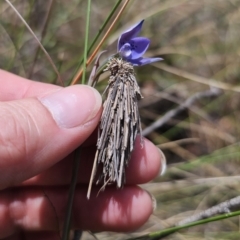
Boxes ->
[0,85,102,189]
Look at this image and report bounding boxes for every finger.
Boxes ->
[126,137,165,183]
[0,85,102,190]
[0,186,152,237]
[20,136,165,186]
[0,70,61,101]
[3,231,61,240]
[0,70,166,186]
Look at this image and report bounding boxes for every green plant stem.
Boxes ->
[62,1,92,238]
[82,0,92,84]
[87,0,122,56]
[126,210,240,240]
[62,148,81,240]
[70,0,123,84]
[71,0,130,85]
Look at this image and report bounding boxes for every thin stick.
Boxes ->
[71,0,131,85]
[177,195,240,226]
[142,88,222,136]
[5,0,63,86]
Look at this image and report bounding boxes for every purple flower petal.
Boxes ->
[116,19,163,67]
[119,43,132,58]
[128,37,150,60]
[118,20,144,51]
[131,57,163,66]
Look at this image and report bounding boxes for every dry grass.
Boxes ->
[1,0,240,239]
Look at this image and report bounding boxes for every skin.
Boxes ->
[0,70,165,239]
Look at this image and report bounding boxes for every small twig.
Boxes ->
[142,88,222,136]
[177,195,240,226]
[87,51,107,87]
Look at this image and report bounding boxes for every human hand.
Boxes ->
[0,70,166,239]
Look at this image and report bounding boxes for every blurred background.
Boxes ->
[1,0,240,239]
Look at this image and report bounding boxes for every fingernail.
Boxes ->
[39,85,102,128]
[158,148,167,176]
[146,190,157,212]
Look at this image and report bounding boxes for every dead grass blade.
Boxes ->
[5,0,63,86]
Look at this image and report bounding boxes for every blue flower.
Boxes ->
[118,20,163,66]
